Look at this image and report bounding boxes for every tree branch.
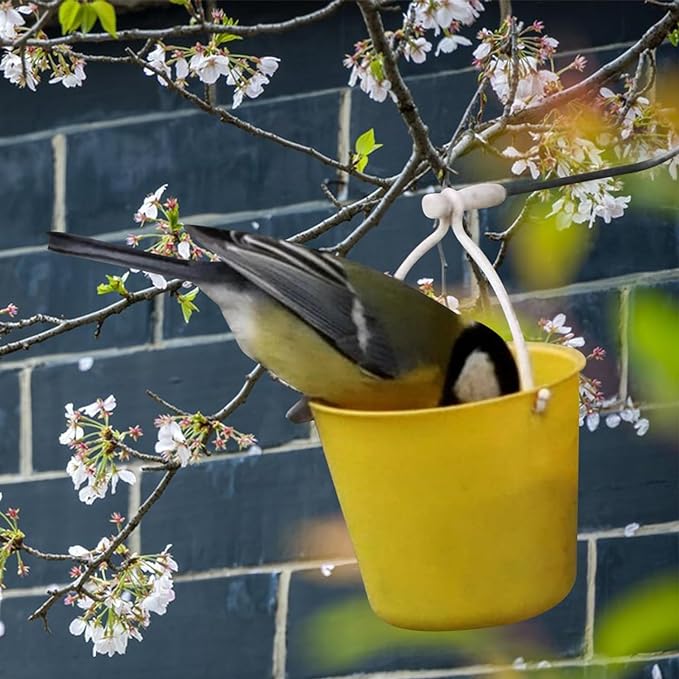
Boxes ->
[511,3,679,124]
[4,0,348,48]
[29,466,179,624]
[329,150,422,254]
[0,281,181,358]
[128,52,389,189]
[356,0,444,176]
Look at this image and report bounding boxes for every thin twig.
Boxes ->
[29,466,179,624]
[0,313,64,334]
[328,151,422,254]
[356,0,445,177]
[500,16,521,124]
[145,390,189,416]
[5,0,347,48]
[320,182,343,208]
[511,3,679,124]
[487,201,531,269]
[116,441,165,464]
[13,6,55,48]
[127,52,389,189]
[21,544,74,561]
[209,364,265,420]
[0,281,182,358]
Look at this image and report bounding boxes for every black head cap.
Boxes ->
[440,322,520,406]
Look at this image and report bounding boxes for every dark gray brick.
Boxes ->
[0,574,277,679]
[0,140,53,249]
[140,447,347,571]
[66,91,340,236]
[595,534,679,654]
[31,341,307,472]
[287,544,587,678]
[0,476,127,589]
[579,406,679,531]
[163,196,466,339]
[0,251,153,357]
[0,371,20,475]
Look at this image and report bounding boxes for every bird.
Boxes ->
[48,224,519,421]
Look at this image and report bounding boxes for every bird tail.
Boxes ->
[48,232,224,283]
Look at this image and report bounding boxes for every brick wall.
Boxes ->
[0,2,677,678]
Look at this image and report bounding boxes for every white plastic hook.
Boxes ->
[395,182,536,395]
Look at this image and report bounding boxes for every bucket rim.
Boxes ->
[310,341,586,419]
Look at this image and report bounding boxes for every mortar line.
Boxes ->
[336,87,352,202]
[272,569,291,679]
[618,287,631,402]
[314,652,679,679]
[578,520,679,540]
[18,367,33,476]
[50,133,67,233]
[584,537,598,659]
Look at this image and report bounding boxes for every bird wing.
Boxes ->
[186,224,400,378]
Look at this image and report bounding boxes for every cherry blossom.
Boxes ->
[81,394,117,418]
[136,184,167,222]
[155,421,191,467]
[435,34,472,55]
[144,44,170,85]
[59,404,84,445]
[403,37,432,63]
[49,59,86,89]
[1,50,38,91]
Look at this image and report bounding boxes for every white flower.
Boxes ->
[403,37,432,64]
[110,468,136,494]
[177,240,191,259]
[593,193,630,223]
[144,271,168,290]
[144,44,170,85]
[1,50,38,91]
[137,184,167,221]
[586,412,600,432]
[599,87,616,100]
[510,158,540,179]
[69,617,87,636]
[362,74,391,103]
[92,622,129,657]
[0,4,25,40]
[191,52,231,84]
[542,313,571,335]
[81,394,117,418]
[174,57,188,80]
[435,34,471,56]
[634,418,649,436]
[605,413,621,428]
[141,573,175,615]
[59,403,84,445]
[472,41,491,61]
[79,481,107,505]
[66,456,89,489]
[49,60,86,88]
[258,56,280,76]
[68,545,91,559]
[320,564,335,577]
[563,334,586,348]
[155,421,191,466]
[417,277,433,286]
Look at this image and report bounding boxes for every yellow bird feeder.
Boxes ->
[310,185,586,631]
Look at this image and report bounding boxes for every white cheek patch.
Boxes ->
[453,350,501,403]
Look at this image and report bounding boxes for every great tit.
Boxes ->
[48,225,519,420]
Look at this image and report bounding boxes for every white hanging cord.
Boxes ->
[416,184,534,392]
[393,216,449,281]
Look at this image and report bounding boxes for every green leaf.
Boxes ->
[177,287,200,323]
[59,0,81,34]
[355,128,376,155]
[668,26,679,47]
[80,3,97,33]
[96,274,129,297]
[91,0,117,37]
[169,0,188,4]
[369,57,384,82]
[628,290,679,402]
[596,572,679,656]
[353,153,368,173]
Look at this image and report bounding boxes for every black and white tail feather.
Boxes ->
[48,226,400,379]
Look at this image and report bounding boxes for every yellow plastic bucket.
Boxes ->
[310,343,586,631]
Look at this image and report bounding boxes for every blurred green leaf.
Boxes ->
[596,571,679,656]
[629,290,679,402]
[97,273,129,297]
[91,0,117,37]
